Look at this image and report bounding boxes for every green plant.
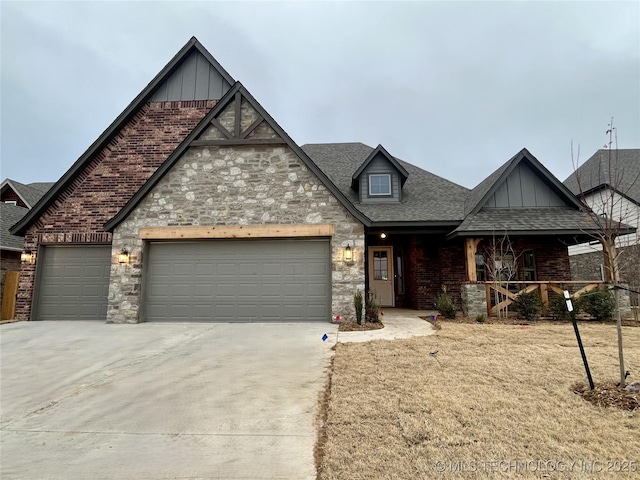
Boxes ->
[365,291,381,323]
[475,314,485,323]
[354,290,364,325]
[577,289,616,321]
[513,290,542,321]
[548,294,572,321]
[435,285,457,319]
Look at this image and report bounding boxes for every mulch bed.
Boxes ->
[573,382,639,411]
[338,321,384,332]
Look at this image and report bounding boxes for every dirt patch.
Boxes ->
[315,355,334,476]
[338,321,384,332]
[573,382,639,411]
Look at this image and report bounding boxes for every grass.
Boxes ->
[317,323,640,479]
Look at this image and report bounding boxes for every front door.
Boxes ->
[368,246,394,307]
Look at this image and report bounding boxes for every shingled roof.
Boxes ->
[1,203,29,250]
[0,179,53,209]
[302,143,469,225]
[564,149,640,205]
[451,207,623,236]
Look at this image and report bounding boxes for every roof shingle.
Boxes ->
[302,142,469,223]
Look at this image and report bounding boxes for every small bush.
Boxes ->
[435,285,457,319]
[365,291,381,323]
[577,289,616,321]
[475,314,485,323]
[548,294,572,321]
[513,290,542,321]
[354,290,364,325]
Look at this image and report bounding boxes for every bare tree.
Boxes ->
[482,231,522,319]
[571,118,640,387]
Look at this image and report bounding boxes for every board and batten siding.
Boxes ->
[485,163,565,208]
[358,153,401,203]
[151,51,231,102]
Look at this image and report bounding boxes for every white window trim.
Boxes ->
[368,174,392,196]
[4,200,17,205]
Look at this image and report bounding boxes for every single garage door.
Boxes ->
[145,239,330,322]
[35,245,111,321]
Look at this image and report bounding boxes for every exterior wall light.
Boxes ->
[343,243,353,263]
[380,232,387,239]
[118,249,130,265]
[21,249,34,264]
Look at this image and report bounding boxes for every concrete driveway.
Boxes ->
[0,321,337,480]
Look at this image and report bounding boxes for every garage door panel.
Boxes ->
[36,246,111,321]
[146,239,329,322]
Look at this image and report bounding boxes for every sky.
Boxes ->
[1,1,638,189]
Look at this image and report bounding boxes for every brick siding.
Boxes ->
[15,100,216,320]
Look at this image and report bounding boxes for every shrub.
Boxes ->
[475,314,485,323]
[577,289,616,321]
[365,291,381,323]
[548,294,573,321]
[435,285,457,319]
[354,290,364,325]
[513,290,542,321]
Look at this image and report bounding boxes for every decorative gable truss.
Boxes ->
[191,91,286,147]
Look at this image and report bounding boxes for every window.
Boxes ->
[523,251,536,281]
[396,252,405,294]
[4,200,17,205]
[373,250,388,280]
[475,254,486,281]
[369,174,391,196]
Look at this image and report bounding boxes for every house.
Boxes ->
[564,149,640,305]
[1,180,53,318]
[10,37,632,323]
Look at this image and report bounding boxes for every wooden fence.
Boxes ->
[484,281,605,317]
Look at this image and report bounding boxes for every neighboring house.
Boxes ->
[9,37,629,323]
[564,149,640,304]
[1,180,54,313]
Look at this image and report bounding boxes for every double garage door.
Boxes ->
[145,239,330,322]
[35,239,330,322]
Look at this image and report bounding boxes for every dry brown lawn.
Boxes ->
[318,323,640,479]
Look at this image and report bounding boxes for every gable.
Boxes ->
[483,162,567,208]
[105,83,369,231]
[11,37,235,237]
[465,148,583,216]
[357,152,402,203]
[150,50,232,102]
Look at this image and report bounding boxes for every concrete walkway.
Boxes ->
[336,308,437,343]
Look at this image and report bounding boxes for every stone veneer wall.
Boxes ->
[108,142,365,323]
[15,101,216,321]
[461,283,487,317]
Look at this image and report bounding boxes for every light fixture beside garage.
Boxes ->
[21,249,34,264]
[380,232,387,239]
[118,249,130,265]
[343,243,354,264]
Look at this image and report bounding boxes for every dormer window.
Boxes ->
[369,174,391,196]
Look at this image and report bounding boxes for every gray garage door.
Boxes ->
[35,245,111,321]
[145,239,330,322]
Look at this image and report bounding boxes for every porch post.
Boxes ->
[465,238,482,282]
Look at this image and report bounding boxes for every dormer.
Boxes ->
[351,144,409,203]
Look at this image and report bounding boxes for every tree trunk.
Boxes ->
[614,285,626,387]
